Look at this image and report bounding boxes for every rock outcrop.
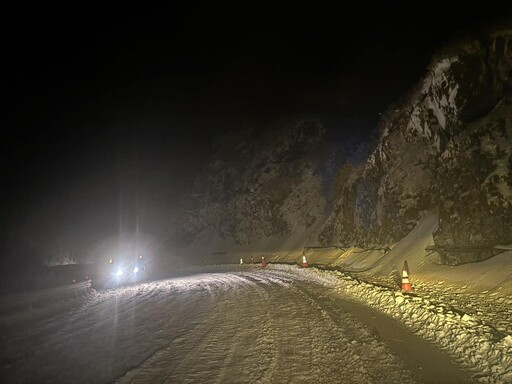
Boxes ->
[182,118,335,251]
[183,26,512,265]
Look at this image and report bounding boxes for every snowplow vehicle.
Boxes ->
[92,254,150,289]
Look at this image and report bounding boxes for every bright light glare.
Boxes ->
[133,267,139,273]
[116,269,124,277]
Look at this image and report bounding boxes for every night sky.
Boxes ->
[1,3,510,264]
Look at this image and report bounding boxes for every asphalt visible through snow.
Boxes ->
[0,265,470,383]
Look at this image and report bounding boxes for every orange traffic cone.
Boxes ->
[261,256,267,268]
[302,255,309,268]
[401,261,412,292]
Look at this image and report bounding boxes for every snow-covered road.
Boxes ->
[0,265,468,383]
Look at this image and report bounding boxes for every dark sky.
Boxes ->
[1,2,510,263]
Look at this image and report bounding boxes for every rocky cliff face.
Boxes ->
[182,118,335,249]
[345,26,512,263]
[184,26,512,265]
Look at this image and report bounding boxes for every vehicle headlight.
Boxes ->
[116,269,124,277]
[133,267,139,273]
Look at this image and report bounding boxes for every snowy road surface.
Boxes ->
[0,265,469,383]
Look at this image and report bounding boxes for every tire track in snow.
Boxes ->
[116,271,278,384]
[2,266,442,383]
[115,269,416,384]
[294,284,415,384]
[1,278,219,384]
[271,280,337,382]
[115,273,262,383]
[28,283,194,356]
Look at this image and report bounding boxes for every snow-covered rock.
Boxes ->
[183,26,512,266]
[299,265,512,383]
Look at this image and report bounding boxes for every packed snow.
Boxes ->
[2,260,510,382]
[302,266,512,383]
[0,266,447,384]
[266,212,512,382]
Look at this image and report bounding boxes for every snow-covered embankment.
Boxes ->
[299,266,512,383]
[0,281,91,328]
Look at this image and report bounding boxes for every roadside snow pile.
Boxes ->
[300,267,512,383]
[412,278,512,337]
[0,282,91,328]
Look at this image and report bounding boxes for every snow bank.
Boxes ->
[280,265,512,383]
[263,210,512,382]
[269,212,512,295]
[0,281,91,328]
